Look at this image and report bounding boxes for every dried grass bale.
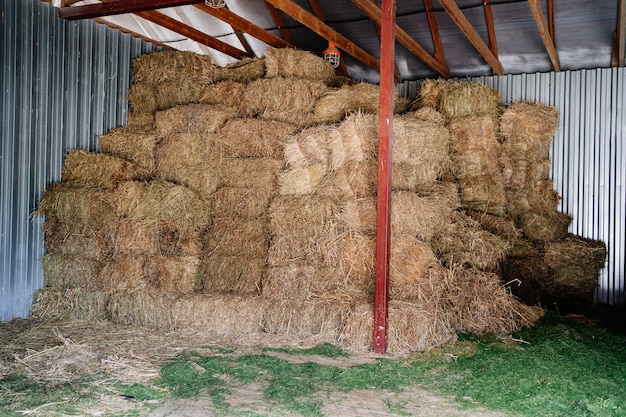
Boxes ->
[316,161,376,201]
[432,211,510,271]
[417,78,447,109]
[263,265,348,300]
[110,220,159,256]
[270,195,340,237]
[199,80,246,109]
[205,218,269,258]
[525,179,561,212]
[37,182,117,232]
[240,77,326,127]
[444,266,544,334]
[393,115,451,169]
[155,104,239,135]
[448,116,502,179]
[340,232,375,292]
[458,176,506,216]
[500,101,559,141]
[109,290,176,329]
[284,125,336,168]
[128,82,158,113]
[131,50,217,83]
[501,255,549,305]
[262,299,352,340]
[465,210,522,241]
[313,82,391,124]
[516,209,571,242]
[154,79,206,109]
[410,106,447,125]
[99,255,147,292]
[221,158,283,190]
[145,255,201,293]
[30,288,109,321]
[437,81,500,119]
[264,47,335,82]
[155,133,223,200]
[114,180,212,231]
[199,255,265,295]
[213,187,273,219]
[127,111,155,128]
[543,235,606,300]
[278,164,328,195]
[61,150,150,190]
[43,217,110,260]
[214,57,266,83]
[42,253,103,290]
[98,125,160,173]
[340,301,456,355]
[334,112,378,167]
[158,222,203,256]
[218,118,297,160]
[267,231,342,268]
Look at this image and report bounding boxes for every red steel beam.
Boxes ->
[373,0,395,355]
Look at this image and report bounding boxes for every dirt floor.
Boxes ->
[0,318,506,417]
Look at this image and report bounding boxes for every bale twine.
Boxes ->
[42,253,103,290]
[30,288,109,321]
[155,104,239,135]
[264,47,335,83]
[220,158,283,190]
[218,118,297,160]
[98,125,160,173]
[61,150,150,190]
[436,81,500,119]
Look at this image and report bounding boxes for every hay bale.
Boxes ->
[543,235,607,301]
[458,176,506,216]
[437,81,500,119]
[42,253,103,290]
[393,115,451,169]
[61,150,150,190]
[262,299,352,340]
[212,187,273,219]
[221,158,283,190]
[277,164,328,195]
[145,255,201,293]
[127,111,155,128]
[155,104,239,135]
[517,209,571,242]
[199,255,265,295]
[43,217,110,259]
[526,179,561,212]
[499,101,559,141]
[340,232,375,293]
[409,106,447,125]
[109,290,175,329]
[465,210,522,241]
[501,255,549,305]
[316,161,376,201]
[198,80,246,108]
[204,218,269,258]
[448,116,501,176]
[110,220,159,256]
[131,50,217,83]
[339,301,456,355]
[263,265,348,300]
[270,195,340,237]
[267,232,342,268]
[98,125,160,173]
[334,112,378,166]
[99,256,147,292]
[218,118,297,160]
[158,222,203,256]
[128,82,158,113]
[444,266,544,334]
[114,180,212,231]
[214,57,266,83]
[284,125,335,169]
[37,182,117,232]
[154,79,206,109]
[240,77,326,127]
[155,133,223,200]
[264,47,335,82]
[30,288,109,321]
[417,78,447,109]
[312,82,387,124]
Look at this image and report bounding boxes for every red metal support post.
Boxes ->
[373,0,396,355]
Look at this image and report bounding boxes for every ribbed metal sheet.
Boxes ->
[400,68,626,304]
[0,0,160,320]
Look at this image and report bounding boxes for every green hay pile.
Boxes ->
[264,47,335,83]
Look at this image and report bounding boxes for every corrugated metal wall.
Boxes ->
[401,68,626,304]
[0,0,160,320]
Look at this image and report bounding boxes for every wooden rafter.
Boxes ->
[305,0,351,77]
[265,0,380,72]
[438,0,503,75]
[264,2,297,45]
[58,0,202,20]
[528,0,561,71]
[351,0,449,78]
[423,0,445,64]
[619,0,626,67]
[94,17,172,49]
[135,10,252,60]
[193,4,293,49]
[483,0,498,57]
[548,0,555,42]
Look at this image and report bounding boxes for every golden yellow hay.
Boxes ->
[131,50,217,83]
[437,81,500,119]
[37,182,117,232]
[516,209,571,242]
[277,164,328,195]
[30,288,109,321]
[269,195,340,237]
[335,112,378,166]
[61,149,150,190]
[263,265,348,300]
[212,187,273,219]
[465,210,522,241]
[199,80,246,108]
[154,79,205,109]
[339,301,456,355]
[239,77,326,127]
[264,47,334,82]
[220,158,283,190]
[205,218,269,258]
[312,82,387,124]
[448,116,502,179]
[214,57,266,83]
[283,125,334,168]
[42,253,103,290]
[261,298,352,341]
[526,179,561,212]
[109,290,176,329]
[158,222,203,256]
[155,104,239,135]
[43,217,110,260]
[267,231,342,268]
[417,78,447,108]
[316,161,376,201]
[110,220,159,256]
[340,232,375,293]
[127,110,155,128]
[409,106,447,125]
[444,266,544,334]
[98,125,160,173]
[199,255,265,295]
[128,82,158,113]
[114,180,212,231]
[392,115,451,170]
[499,101,559,140]
[154,133,223,200]
[458,176,506,216]
[99,256,147,292]
[145,255,201,293]
[218,118,297,160]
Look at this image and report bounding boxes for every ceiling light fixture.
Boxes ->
[205,0,226,8]
[323,42,341,68]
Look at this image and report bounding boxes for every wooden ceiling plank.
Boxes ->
[528,0,561,72]
[423,0,445,64]
[263,2,297,45]
[193,4,293,49]
[438,0,503,75]
[135,10,252,60]
[265,0,380,72]
[483,0,498,57]
[59,0,202,20]
[351,0,450,78]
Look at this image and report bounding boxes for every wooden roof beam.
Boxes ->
[135,10,252,60]
[263,2,297,45]
[265,0,380,73]
[438,0,503,75]
[483,0,498,57]
[423,0,445,64]
[528,0,561,71]
[193,4,294,49]
[94,17,172,49]
[351,0,450,78]
[59,0,202,20]
[618,0,626,67]
[306,0,352,77]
